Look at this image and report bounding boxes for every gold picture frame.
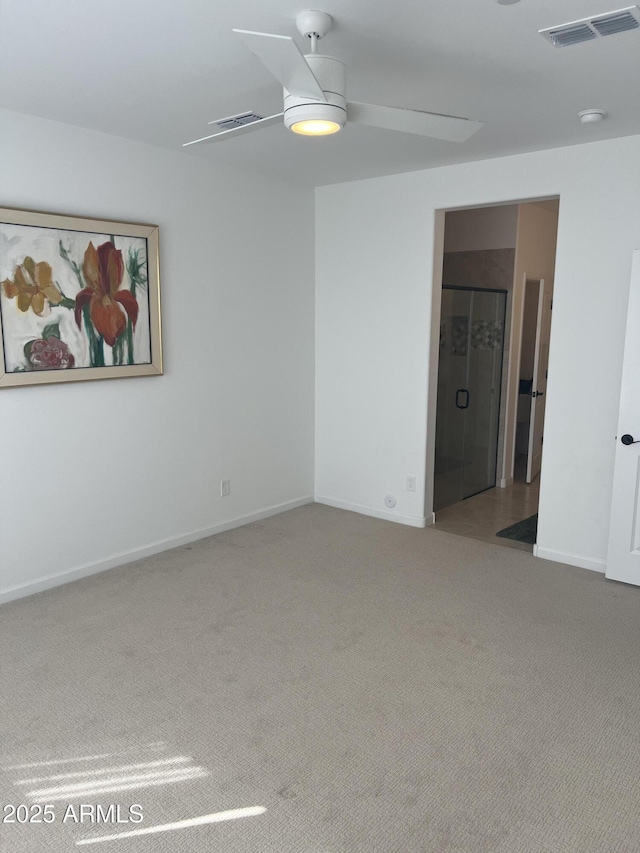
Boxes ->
[0,207,162,387]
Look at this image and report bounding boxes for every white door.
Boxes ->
[526,283,552,483]
[606,250,640,585]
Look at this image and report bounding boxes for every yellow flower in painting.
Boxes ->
[2,257,63,316]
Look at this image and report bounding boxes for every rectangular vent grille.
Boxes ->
[549,24,597,47]
[217,112,263,130]
[593,10,640,34]
[540,5,640,46]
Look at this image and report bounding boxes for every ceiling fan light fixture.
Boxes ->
[284,98,346,135]
[283,55,347,137]
[290,118,342,136]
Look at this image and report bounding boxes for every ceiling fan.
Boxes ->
[184,10,484,147]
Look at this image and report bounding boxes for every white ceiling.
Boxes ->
[1,0,639,186]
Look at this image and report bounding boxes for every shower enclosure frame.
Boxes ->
[433,284,508,512]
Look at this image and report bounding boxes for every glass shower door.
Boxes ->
[434,288,471,511]
[434,287,506,512]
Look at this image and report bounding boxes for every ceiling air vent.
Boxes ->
[540,5,640,46]
[547,23,596,47]
[592,9,640,34]
[216,112,263,130]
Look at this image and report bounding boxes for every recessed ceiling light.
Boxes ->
[579,109,607,123]
[496,0,522,4]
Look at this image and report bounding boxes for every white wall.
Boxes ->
[0,109,315,602]
[315,136,640,571]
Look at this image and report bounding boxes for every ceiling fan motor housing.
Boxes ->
[284,54,347,132]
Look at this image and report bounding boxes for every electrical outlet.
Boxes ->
[406,475,416,492]
[220,479,231,497]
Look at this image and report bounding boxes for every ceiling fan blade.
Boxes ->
[233,29,327,102]
[183,112,284,147]
[347,102,484,143]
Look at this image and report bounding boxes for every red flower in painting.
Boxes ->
[75,241,138,347]
[28,337,75,370]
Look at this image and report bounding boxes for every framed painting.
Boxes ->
[0,207,162,387]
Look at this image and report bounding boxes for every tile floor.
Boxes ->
[432,457,540,553]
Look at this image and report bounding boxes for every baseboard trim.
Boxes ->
[426,512,436,527]
[0,496,315,605]
[534,545,605,574]
[315,495,426,528]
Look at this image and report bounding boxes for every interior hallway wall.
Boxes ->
[0,108,316,602]
[315,135,640,573]
[444,205,519,252]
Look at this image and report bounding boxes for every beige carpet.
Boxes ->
[1,504,640,852]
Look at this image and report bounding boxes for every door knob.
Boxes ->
[621,434,639,445]
[532,390,545,398]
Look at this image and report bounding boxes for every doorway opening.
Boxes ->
[429,199,559,553]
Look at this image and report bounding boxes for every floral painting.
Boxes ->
[0,208,161,387]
